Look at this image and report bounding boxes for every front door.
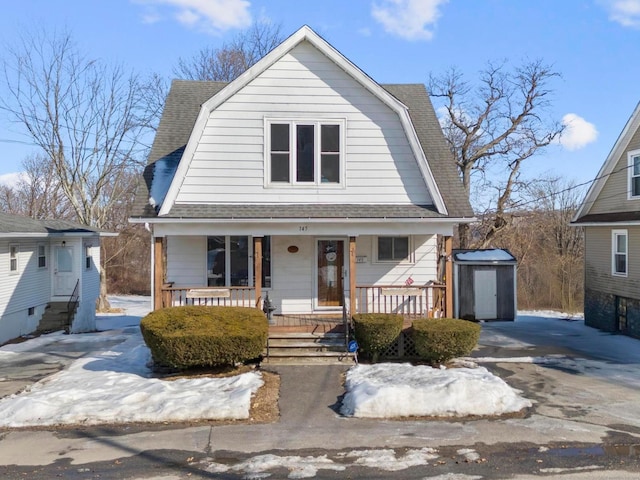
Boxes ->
[54,246,75,296]
[317,240,344,307]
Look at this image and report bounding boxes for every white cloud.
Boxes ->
[371,0,448,41]
[558,113,598,151]
[0,172,25,187]
[599,0,640,28]
[136,0,252,34]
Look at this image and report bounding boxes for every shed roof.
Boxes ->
[452,249,517,263]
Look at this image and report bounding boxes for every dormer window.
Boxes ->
[267,120,344,186]
[629,149,640,197]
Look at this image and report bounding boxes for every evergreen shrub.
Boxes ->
[352,313,403,362]
[140,306,268,369]
[412,318,481,364]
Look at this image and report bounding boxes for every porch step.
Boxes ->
[37,302,74,333]
[264,332,354,365]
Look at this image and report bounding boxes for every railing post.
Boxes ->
[445,236,453,317]
[154,237,164,310]
[349,236,357,317]
[254,237,262,309]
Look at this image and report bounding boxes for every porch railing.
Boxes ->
[161,285,258,309]
[160,283,445,317]
[354,283,445,317]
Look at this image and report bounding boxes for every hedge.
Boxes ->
[352,313,403,362]
[412,318,481,364]
[140,306,268,369]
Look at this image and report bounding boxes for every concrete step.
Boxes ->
[264,331,351,364]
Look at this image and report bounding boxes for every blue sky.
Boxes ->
[1,0,639,193]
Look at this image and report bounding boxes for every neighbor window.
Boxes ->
[207,236,271,288]
[85,245,92,270]
[9,244,19,272]
[377,236,410,261]
[630,150,640,197]
[268,120,343,185]
[612,229,627,276]
[37,244,47,269]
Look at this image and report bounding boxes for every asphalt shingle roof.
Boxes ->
[130,80,473,221]
[0,212,99,235]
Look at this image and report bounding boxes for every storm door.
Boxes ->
[317,240,344,307]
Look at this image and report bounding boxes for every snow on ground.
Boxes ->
[6,297,622,427]
[340,363,531,418]
[0,296,263,427]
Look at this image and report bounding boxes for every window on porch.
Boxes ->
[207,236,271,288]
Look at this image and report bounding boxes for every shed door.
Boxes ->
[474,269,497,320]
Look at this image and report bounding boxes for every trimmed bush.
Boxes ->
[412,318,481,364]
[140,306,268,369]
[352,313,403,362]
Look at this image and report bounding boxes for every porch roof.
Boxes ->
[152,203,444,220]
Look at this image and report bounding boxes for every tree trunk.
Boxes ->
[96,264,111,312]
[458,223,470,249]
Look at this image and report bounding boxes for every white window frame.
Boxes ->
[9,244,19,273]
[265,118,346,188]
[374,236,413,264]
[628,149,640,199]
[612,229,628,277]
[37,243,47,269]
[85,244,92,270]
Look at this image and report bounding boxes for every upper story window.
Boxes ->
[268,120,343,186]
[629,150,640,197]
[612,229,628,276]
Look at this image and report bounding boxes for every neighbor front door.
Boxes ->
[317,239,344,307]
[54,245,75,296]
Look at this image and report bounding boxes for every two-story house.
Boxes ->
[129,26,474,321]
[572,101,640,339]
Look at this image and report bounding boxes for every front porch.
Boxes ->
[159,283,447,321]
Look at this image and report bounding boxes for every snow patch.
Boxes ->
[340,363,531,418]
[455,249,515,262]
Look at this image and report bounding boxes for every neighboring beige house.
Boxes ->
[572,101,640,339]
[0,212,103,344]
[129,26,474,320]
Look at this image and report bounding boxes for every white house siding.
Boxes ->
[271,236,314,314]
[0,239,51,344]
[166,236,207,286]
[175,41,433,206]
[72,239,100,333]
[589,127,640,215]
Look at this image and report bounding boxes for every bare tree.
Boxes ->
[174,22,283,81]
[429,60,564,247]
[0,154,73,219]
[1,28,146,310]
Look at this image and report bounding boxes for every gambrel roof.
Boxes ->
[130,26,473,222]
[573,101,640,224]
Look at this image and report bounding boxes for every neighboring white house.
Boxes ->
[0,212,104,344]
[129,26,474,318]
[572,101,640,339]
